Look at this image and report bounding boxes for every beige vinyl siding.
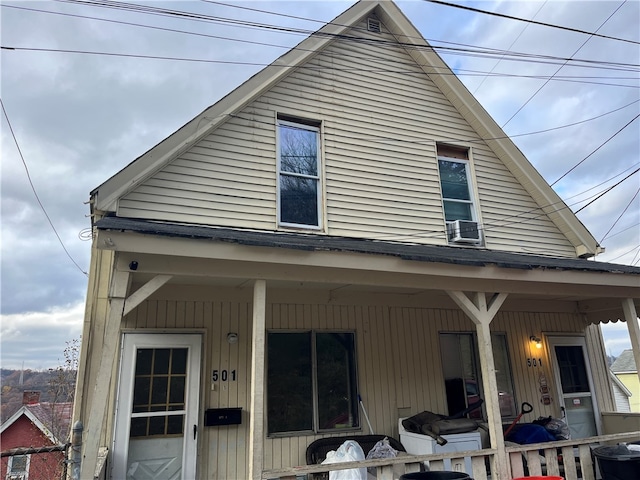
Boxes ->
[115,285,612,476]
[118,18,576,256]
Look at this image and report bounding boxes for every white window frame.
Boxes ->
[437,155,478,223]
[277,119,322,229]
[7,454,30,479]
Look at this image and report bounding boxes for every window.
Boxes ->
[129,348,188,438]
[8,454,29,479]
[440,333,517,419]
[267,331,359,435]
[278,118,321,228]
[437,146,475,223]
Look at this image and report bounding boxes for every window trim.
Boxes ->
[266,330,360,437]
[8,454,30,478]
[276,118,323,230]
[437,155,477,223]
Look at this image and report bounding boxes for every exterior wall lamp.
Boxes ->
[227,332,239,344]
[530,335,542,349]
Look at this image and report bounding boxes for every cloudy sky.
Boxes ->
[1,0,638,370]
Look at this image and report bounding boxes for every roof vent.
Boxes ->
[447,220,481,243]
[367,18,381,33]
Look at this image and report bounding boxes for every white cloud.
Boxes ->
[0,302,84,370]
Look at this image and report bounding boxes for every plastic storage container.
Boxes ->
[400,472,470,480]
[593,444,640,480]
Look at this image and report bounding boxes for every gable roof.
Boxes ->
[0,402,73,444]
[611,349,638,373]
[90,0,600,258]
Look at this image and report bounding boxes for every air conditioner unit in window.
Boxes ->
[447,220,481,243]
[8,474,26,480]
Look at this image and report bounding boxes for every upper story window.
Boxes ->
[277,118,321,229]
[437,145,481,243]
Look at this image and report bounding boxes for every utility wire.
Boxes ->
[5,3,639,74]
[3,45,638,89]
[424,0,640,45]
[604,244,640,263]
[575,168,640,214]
[0,98,88,277]
[501,1,627,128]
[473,0,547,95]
[599,187,640,243]
[551,113,640,186]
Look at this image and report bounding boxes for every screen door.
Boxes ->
[113,334,201,479]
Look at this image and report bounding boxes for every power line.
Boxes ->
[599,187,640,243]
[473,0,547,95]
[551,113,640,186]
[575,168,640,214]
[3,45,638,90]
[0,98,88,277]
[501,1,627,128]
[424,0,640,46]
[5,3,639,74]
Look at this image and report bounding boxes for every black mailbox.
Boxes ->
[204,408,242,426]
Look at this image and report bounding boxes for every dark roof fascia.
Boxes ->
[95,217,640,276]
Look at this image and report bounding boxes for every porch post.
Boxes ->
[621,298,640,382]
[80,268,130,480]
[249,279,267,480]
[447,291,509,480]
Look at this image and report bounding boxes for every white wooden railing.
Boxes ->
[262,431,640,480]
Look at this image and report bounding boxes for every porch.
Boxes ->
[262,430,640,480]
[77,222,640,480]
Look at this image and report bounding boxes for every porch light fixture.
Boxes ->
[530,336,542,349]
[227,333,238,344]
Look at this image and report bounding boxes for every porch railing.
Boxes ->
[262,431,640,480]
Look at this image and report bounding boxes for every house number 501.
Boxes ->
[212,369,236,382]
[527,358,543,367]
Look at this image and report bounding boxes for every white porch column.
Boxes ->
[621,298,640,382]
[249,279,267,480]
[80,268,130,480]
[447,291,509,480]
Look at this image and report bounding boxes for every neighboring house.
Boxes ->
[74,1,640,479]
[609,371,632,413]
[0,391,72,480]
[611,349,640,412]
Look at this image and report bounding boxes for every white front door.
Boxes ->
[548,336,600,439]
[113,334,201,480]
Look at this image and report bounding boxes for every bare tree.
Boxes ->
[47,338,79,441]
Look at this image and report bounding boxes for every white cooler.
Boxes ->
[398,418,482,474]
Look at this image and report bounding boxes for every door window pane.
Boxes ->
[130,348,188,438]
[556,345,590,393]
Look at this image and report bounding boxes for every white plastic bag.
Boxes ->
[321,440,367,480]
[366,437,398,460]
